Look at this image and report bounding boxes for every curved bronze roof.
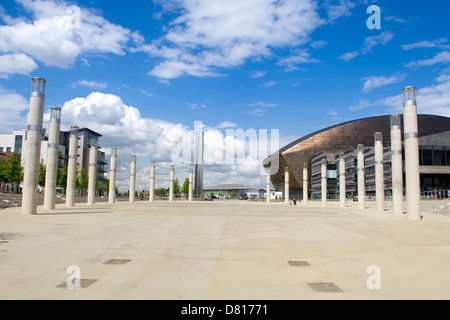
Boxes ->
[264,114,450,191]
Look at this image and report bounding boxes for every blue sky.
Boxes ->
[1,0,450,191]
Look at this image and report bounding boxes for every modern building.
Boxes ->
[263,114,450,199]
[0,127,107,187]
[204,183,259,199]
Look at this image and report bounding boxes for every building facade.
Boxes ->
[263,115,450,199]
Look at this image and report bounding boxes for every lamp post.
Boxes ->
[87,139,98,206]
[43,107,61,210]
[66,126,79,207]
[390,115,403,215]
[109,148,117,204]
[403,86,421,221]
[22,77,46,215]
[375,132,384,212]
[357,144,366,209]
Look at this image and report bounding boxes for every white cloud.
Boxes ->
[71,80,107,90]
[0,0,140,71]
[0,52,37,78]
[0,86,29,132]
[249,71,266,78]
[339,51,359,63]
[216,121,238,129]
[261,81,277,88]
[349,98,372,111]
[276,49,319,71]
[45,92,275,190]
[186,102,207,110]
[138,0,324,79]
[327,108,338,116]
[363,31,395,53]
[310,40,328,49]
[340,31,394,62]
[406,51,450,68]
[378,76,450,117]
[361,72,407,93]
[325,0,357,22]
[401,38,449,51]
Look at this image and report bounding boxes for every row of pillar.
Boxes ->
[107,158,196,204]
[279,87,421,221]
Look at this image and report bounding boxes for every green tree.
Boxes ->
[38,159,46,187]
[78,168,89,191]
[57,167,68,191]
[173,178,181,195]
[3,153,23,191]
[182,178,189,197]
[231,190,236,198]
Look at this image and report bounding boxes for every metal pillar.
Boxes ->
[87,139,98,205]
[149,161,155,202]
[194,124,204,199]
[266,174,271,203]
[339,152,346,207]
[303,163,308,204]
[189,168,193,202]
[403,86,421,221]
[357,144,366,209]
[129,155,136,203]
[321,159,327,206]
[66,126,79,207]
[108,148,117,204]
[285,167,289,204]
[22,77,46,215]
[43,107,61,210]
[390,115,403,215]
[169,165,174,202]
[375,132,384,212]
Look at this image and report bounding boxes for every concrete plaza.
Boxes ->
[0,199,449,300]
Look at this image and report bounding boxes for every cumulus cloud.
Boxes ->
[0,86,29,132]
[44,92,276,191]
[137,0,324,79]
[378,75,450,117]
[0,0,141,72]
[0,52,38,78]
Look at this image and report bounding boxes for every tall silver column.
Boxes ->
[108,148,117,204]
[285,167,289,204]
[22,78,46,215]
[66,126,79,207]
[375,132,384,212]
[194,125,204,199]
[390,115,403,215]
[43,107,61,210]
[189,168,193,202]
[169,165,174,202]
[321,159,327,206]
[403,86,421,221]
[129,155,136,203]
[87,139,98,205]
[266,174,271,203]
[357,144,366,209]
[303,163,308,204]
[149,161,156,202]
[339,152,346,207]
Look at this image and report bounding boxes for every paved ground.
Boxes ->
[0,199,449,300]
